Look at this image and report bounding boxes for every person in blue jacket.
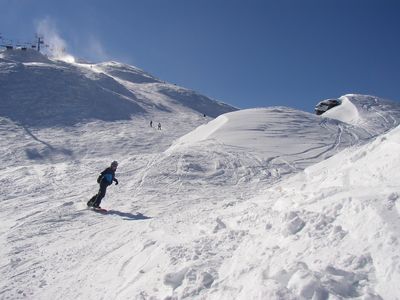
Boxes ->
[87,161,119,208]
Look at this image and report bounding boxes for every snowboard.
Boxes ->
[90,207,108,213]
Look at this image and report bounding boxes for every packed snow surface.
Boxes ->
[1,49,400,299]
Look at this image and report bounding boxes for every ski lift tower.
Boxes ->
[36,35,44,52]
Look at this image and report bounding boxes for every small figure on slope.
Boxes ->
[87,161,119,209]
[158,122,162,130]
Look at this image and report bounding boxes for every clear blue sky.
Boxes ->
[1,0,400,112]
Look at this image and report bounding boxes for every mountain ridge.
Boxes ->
[0,49,237,127]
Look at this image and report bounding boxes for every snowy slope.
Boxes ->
[165,99,400,182]
[1,48,400,299]
[0,49,236,127]
[0,48,236,168]
[211,124,400,299]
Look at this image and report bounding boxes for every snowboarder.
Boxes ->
[87,161,119,208]
[158,122,162,130]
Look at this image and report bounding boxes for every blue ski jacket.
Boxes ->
[99,167,118,186]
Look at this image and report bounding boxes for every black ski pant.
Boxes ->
[88,182,108,207]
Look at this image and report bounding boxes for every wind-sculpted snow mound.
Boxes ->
[162,98,400,189]
[323,94,400,135]
[167,107,373,173]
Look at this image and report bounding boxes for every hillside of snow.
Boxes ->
[1,48,400,299]
[164,96,400,182]
[206,124,400,299]
[0,49,235,127]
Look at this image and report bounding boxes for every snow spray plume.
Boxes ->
[36,18,75,63]
[87,35,109,62]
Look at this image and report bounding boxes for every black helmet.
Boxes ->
[111,160,118,167]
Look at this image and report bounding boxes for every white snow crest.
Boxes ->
[324,96,360,125]
[166,114,229,153]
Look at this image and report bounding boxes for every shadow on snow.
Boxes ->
[106,210,152,221]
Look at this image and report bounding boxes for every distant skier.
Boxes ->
[150,120,153,127]
[87,161,119,208]
[158,122,162,130]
